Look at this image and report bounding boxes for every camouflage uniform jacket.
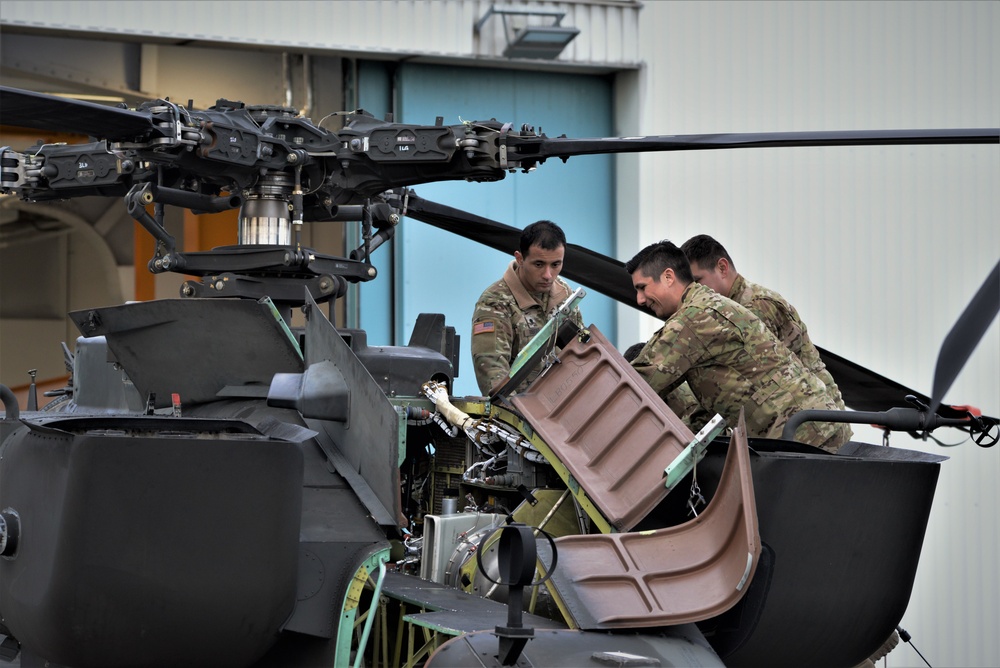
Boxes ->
[728,273,846,409]
[472,262,584,395]
[631,282,851,452]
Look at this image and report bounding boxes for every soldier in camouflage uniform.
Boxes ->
[681,234,847,410]
[472,221,584,395]
[625,240,851,453]
[624,342,709,432]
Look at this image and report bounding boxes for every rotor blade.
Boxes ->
[508,128,1000,163]
[817,347,932,413]
[928,261,1000,416]
[817,346,996,420]
[402,191,638,306]
[0,86,156,141]
[403,192,996,420]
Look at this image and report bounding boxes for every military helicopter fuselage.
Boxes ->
[0,85,997,668]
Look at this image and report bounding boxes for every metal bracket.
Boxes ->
[491,287,585,399]
[664,414,726,491]
[475,4,569,33]
[510,287,585,376]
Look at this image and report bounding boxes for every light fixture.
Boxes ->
[475,4,580,60]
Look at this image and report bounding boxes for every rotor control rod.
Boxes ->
[143,183,243,213]
[239,172,294,245]
[781,406,998,445]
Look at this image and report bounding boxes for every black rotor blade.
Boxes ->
[402,191,638,306]
[0,86,156,141]
[928,261,1000,416]
[404,191,996,420]
[816,347,931,414]
[509,128,1000,162]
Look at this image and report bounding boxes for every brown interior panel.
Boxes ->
[544,412,760,629]
[510,326,696,531]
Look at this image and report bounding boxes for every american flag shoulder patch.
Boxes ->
[473,321,495,335]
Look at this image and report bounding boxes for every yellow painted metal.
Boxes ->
[451,397,491,416]
[533,558,579,630]
[344,564,369,612]
[335,548,389,667]
[489,405,614,534]
[511,488,578,538]
[402,613,440,668]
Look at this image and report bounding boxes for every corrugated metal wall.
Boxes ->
[619,3,999,667]
[0,0,642,68]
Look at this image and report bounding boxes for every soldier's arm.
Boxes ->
[666,382,711,432]
[798,339,846,408]
[750,297,805,355]
[752,297,845,407]
[471,299,516,395]
[625,337,710,429]
[629,321,693,397]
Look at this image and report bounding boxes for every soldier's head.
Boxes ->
[680,234,737,296]
[625,241,693,318]
[515,220,566,294]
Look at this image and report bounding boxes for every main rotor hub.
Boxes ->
[246,104,299,123]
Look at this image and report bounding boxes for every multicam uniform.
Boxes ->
[625,342,708,431]
[665,382,710,432]
[472,261,584,395]
[631,281,851,452]
[728,273,846,409]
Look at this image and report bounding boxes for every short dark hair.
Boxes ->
[520,220,566,257]
[625,240,693,284]
[623,342,646,362]
[680,234,736,271]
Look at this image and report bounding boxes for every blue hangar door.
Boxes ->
[358,62,615,398]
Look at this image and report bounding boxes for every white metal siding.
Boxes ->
[621,3,998,667]
[0,0,642,68]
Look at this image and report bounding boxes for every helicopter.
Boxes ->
[0,84,997,667]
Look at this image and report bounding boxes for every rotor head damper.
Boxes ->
[239,172,294,245]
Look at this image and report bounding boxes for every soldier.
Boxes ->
[472,220,584,395]
[626,240,851,452]
[624,342,709,432]
[681,234,846,410]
